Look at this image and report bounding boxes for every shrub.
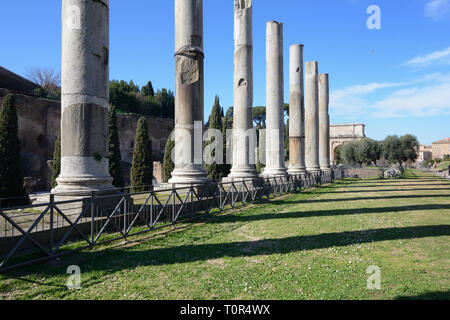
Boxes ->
[108,106,124,188]
[0,94,29,206]
[130,118,153,192]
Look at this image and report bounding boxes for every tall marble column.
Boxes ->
[319,73,331,172]
[261,21,287,178]
[53,0,113,195]
[287,44,306,176]
[169,0,209,185]
[226,0,258,181]
[305,61,321,174]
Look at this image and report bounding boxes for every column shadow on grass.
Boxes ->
[395,290,450,300]
[32,224,450,279]
[204,204,450,224]
[317,188,450,194]
[329,183,450,189]
[271,194,450,205]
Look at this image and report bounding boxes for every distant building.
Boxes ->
[0,66,38,93]
[432,138,450,159]
[330,124,366,165]
[417,145,432,164]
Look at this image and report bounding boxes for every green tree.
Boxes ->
[156,89,175,119]
[382,135,403,165]
[109,80,140,114]
[163,130,175,183]
[130,117,153,192]
[354,138,381,165]
[340,141,358,165]
[221,108,232,178]
[335,145,343,164]
[400,134,419,163]
[252,106,266,129]
[51,132,61,189]
[108,106,124,188]
[0,94,29,206]
[284,119,289,162]
[205,96,225,181]
[141,81,154,97]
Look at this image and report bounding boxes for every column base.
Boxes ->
[320,167,332,172]
[168,169,210,187]
[287,166,307,176]
[225,167,259,181]
[260,167,288,178]
[52,176,115,196]
[307,168,322,175]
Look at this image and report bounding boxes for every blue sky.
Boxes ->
[1,0,449,145]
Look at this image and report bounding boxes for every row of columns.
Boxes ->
[55,0,331,195]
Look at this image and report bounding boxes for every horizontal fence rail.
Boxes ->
[0,168,343,272]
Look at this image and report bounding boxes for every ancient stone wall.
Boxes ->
[0,89,173,191]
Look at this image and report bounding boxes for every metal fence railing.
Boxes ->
[0,168,343,272]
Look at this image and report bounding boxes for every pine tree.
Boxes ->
[141,81,154,97]
[163,130,175,183]
[108,106,124,188]
[205,96,225,181]
[130,117,153,192]
[222,106,233,177]
[51,131,61,189]
[0,94,29,206]
[284,119,289,162]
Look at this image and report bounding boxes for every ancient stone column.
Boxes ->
[53,0,113,194]
[169,0,209,185]
[226,0,258,181]
[261,21,287,178]
[305,61,321,174]
[287,44,306,176]
[319,73,331,172]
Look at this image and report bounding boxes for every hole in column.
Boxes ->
[296,67,300,73]
[102,47,109,66]
[238,78,247,87]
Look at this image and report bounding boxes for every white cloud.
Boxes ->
[330,73,450,119]
[370,82,450,118]
[425,0,450,21]
[403,46,450,68]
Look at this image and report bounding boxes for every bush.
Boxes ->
[0,94,29,206]
[130,118,153,192]
[108,106,124,188]
[51,132,61,189]
[163,130,175,183]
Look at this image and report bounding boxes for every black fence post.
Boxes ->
[90,191,95,246]
[49,194,54,256]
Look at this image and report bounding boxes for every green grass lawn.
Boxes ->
[436,161,450,171]
[1,169,449,300]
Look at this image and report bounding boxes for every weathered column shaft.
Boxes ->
[288,44,306,175]
[169,0,208,185]
[319,73,331,171]
[54,0,113,194]
[261,21,287,177]
[227,0,258,180]
[305,61,321,173]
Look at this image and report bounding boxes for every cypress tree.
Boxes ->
[0,94,29,206]
[163,130,175,183]
[108,106,124,188]
[205,96,224,181]
[51,132,61,189]
[130,117,153,192]
[222,106,233,177]
[284,119,289,162]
